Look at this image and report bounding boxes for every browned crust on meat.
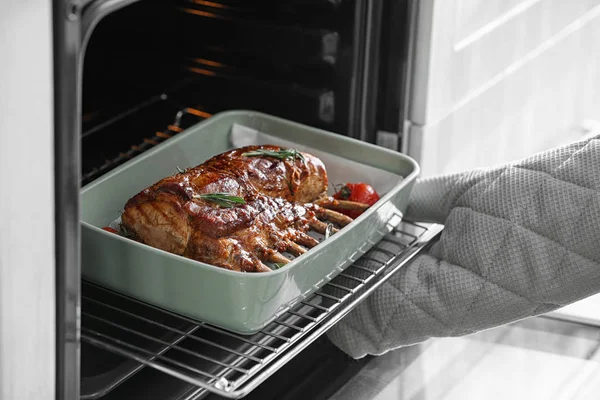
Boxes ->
[120,145,328,272]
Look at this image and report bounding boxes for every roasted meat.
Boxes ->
[201,144,328,203]
[121,145,360,273]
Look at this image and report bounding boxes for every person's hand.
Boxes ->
[326,135,600,359]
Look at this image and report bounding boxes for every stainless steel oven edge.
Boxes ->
[54,1,148,398]
[54,0,83,398]
[80,0,142,49]
[400,0,429,158]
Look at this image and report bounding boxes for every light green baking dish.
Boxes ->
[81,110,419,335]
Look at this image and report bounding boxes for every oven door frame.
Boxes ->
[55,1,148,397]
[54,0,83,398]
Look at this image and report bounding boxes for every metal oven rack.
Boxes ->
[82,220,443,399]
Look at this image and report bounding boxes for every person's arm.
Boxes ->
[327,135,600,359]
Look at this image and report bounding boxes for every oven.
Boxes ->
[3,0,600,399]
[63,1,425,398]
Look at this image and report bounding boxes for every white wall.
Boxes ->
[0,1,56,399]
[408,0,600,176]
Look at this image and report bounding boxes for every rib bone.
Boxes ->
[317,208,353,226]
[314,197,370,213]
[267,251,291,265]
[295,232,320,248]
[257,261,273,273]
[286,241,307,256]
[310,219,333,234]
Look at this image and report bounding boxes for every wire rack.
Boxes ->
[81,220,443,399]
[81,105,209,185]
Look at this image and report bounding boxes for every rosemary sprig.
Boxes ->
[194,193,246,208]
[283,176,294,195]
[242,148,305,163]
[324,223,335,240]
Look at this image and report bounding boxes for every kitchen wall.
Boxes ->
[0,2,56,399]
[407,0,600,176]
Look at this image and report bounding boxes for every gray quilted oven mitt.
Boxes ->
[327,134,600,359]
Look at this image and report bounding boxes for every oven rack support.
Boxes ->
[82,220,443,399]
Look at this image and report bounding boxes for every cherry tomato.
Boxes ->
[102,226,119,234]
[332,182,380,218]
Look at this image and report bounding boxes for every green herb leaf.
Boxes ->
[324,223,335,240]
[337,186,351,200]
[176,166,188,173]
[242,148,305,163]
[194,193,246,208]
[272,262,286,269]
[283,176,294,195]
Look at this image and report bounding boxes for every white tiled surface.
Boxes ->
[371,342,600,400]
[442,345,595,400]
[329,317,600,400]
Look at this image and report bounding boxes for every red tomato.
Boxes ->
[332,182,380,218]
[102,226,119,234]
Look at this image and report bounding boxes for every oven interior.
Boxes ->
[79,1,413,398]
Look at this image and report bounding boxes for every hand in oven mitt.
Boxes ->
[326,134,600,359]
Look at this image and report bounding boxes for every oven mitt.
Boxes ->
[326,134,600,359]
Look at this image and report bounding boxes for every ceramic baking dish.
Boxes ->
[81,110,419,334]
